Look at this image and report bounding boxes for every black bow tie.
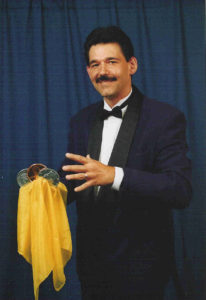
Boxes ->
[100,98,130,120]
[101,106,122,120]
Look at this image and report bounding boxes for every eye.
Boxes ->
[90,63,99,68]
[108,60,116,64]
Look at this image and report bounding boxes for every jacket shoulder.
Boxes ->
[142,96,185,122]
[133,85,185,121]
[71,101,102,124]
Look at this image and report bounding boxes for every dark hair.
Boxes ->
[84,26,134,65]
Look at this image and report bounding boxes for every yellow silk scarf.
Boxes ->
[17,177,72,300]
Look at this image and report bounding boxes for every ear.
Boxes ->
[86,65,90,75]
[128,57,138,75]
[86,65,92,79]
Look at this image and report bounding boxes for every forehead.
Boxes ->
[88,43,125,61]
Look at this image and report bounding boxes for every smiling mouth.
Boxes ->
[96,75,117,83]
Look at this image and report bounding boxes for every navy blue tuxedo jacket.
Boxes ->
[59,86,192,291]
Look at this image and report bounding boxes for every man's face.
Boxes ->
[87,43,137,106]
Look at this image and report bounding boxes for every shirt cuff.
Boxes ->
[112,167,124,191]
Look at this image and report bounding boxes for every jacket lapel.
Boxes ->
[98,87,143,198]
[87,102,104,160]
[108,87,143,167]
[81,102,104,199]
[82,87,143,200]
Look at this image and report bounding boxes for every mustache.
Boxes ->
[96,75,117,83]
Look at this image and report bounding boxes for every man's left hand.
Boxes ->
[62,153,115,192]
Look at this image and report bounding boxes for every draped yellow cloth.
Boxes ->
[17,177,72,300]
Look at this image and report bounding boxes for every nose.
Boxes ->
[99,62,108,75]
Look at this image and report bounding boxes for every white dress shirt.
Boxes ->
[98,89,132,191]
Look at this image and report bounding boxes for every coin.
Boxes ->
[39,168,60,186]
[27,163,47,181]
[17,168,30,187]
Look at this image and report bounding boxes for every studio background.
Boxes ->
[0,0,205,299]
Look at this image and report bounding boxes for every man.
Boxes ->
[59,26,192,300]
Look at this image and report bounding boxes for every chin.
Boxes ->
[100,92,116,99]
[96,88,116,98]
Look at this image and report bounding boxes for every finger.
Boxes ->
[65,153,88,164]
[62,165,86,172]
[74,181,92,192]
[66,173,87,181]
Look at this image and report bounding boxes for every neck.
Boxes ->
[104,88,132,108]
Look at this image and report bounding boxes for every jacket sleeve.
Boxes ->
[120,111,192,209]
